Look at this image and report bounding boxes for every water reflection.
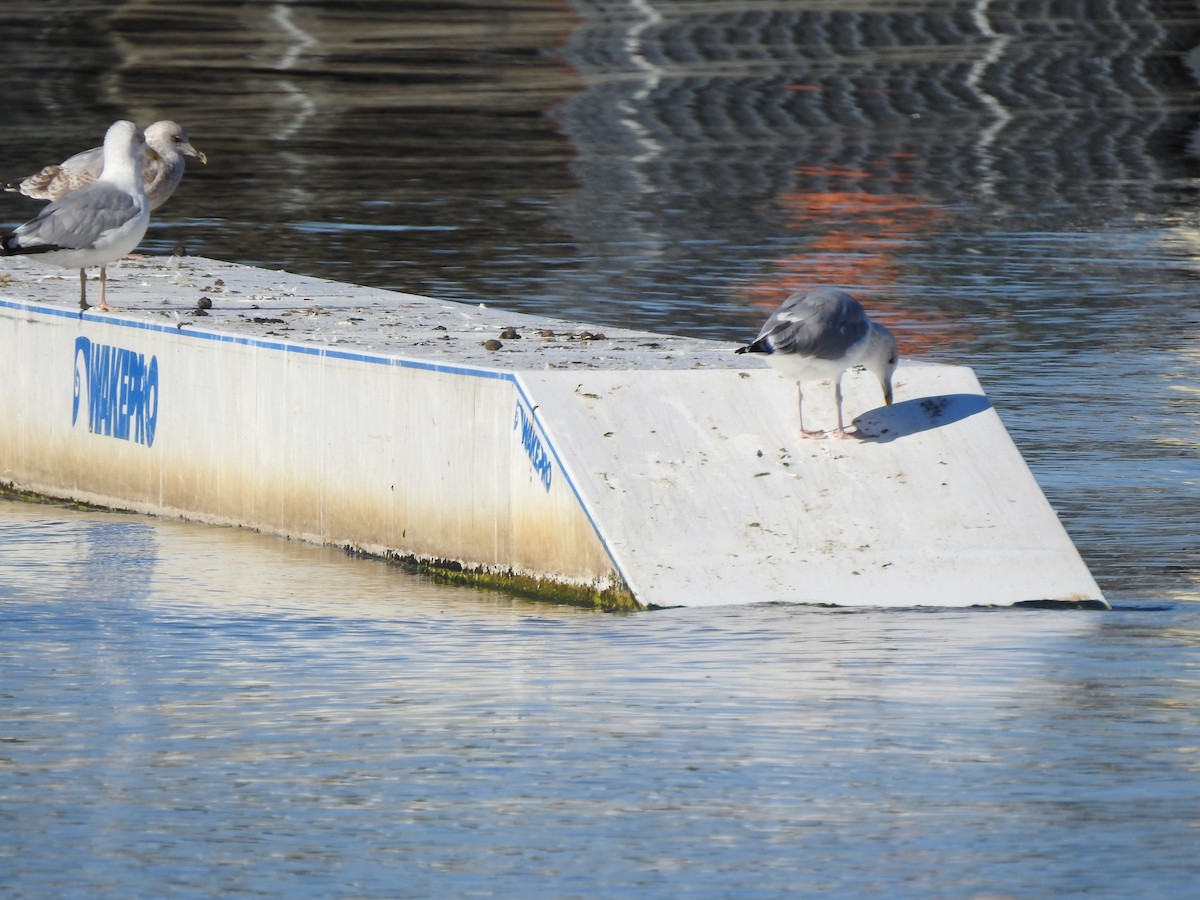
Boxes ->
[5,1,1197,322]
[2,500,1199,895]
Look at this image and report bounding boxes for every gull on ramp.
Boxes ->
[736,287,898,439]
[4,119,205,211]
[1,120,155,311]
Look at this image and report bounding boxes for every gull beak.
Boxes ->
[144,146,162,162]
[181,143,208,165]
[883,379,894,407]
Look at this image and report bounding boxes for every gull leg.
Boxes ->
[797,383,825,440]
[829,376,853,440]
[831,376,884,440]
[77,269,90,310]
[97,267,113,312]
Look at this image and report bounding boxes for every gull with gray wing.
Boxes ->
[4,119,206,211]
[1,120,154,311]
[736,287,898,439]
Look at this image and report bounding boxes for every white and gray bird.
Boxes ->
[4,119,206,211]
[1,120,155,311]
[736,287,898,439]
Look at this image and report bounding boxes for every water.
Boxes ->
[2,0,1200,894]
[3,501,1199,897]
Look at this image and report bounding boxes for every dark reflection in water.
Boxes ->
[4,2,1200,316]
[0,7,1197,589]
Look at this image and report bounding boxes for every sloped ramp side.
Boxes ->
[519,361,1106,608]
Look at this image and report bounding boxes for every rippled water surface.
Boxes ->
[2,0,1200,894]
[2,501,1199,897]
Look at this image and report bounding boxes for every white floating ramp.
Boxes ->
[0,256,1106,610]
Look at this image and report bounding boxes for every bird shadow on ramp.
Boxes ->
[852,393,993,443]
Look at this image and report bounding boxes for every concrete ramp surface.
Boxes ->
[0,256,1105,610]
[522,362,1103,607]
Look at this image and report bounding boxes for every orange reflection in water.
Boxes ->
[741,161,973,356]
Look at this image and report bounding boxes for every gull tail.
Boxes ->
[1,236,69,256]
[734,337,771,356]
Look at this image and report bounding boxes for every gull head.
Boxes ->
[145,120,208,165]
[100,120,149,182]
[104,119,144,154]
[863,322,899,406]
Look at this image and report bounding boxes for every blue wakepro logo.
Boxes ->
[513,401,552,493]
[72,336,159,447]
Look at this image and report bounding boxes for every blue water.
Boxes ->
[2,502,1198,898]
[3,0,1200,895]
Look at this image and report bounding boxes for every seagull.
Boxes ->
[4,120,206,211]
[1,120,155,312]
[736,287,898,439]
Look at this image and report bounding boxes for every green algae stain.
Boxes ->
[0,482,644,612]
[358,547,644,612]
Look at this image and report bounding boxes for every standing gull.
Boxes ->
[736,287,898,439]
[1,120,154,311]
[4,120,206,211]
